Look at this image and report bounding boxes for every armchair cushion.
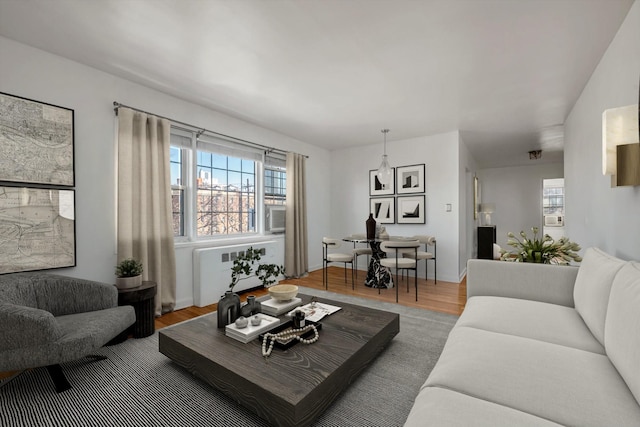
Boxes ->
[0,303,61,350]
[0,272,117,316]
[0,272,136,373]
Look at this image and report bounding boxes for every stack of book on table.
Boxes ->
[260,297,303,316]
[225,313,280,343]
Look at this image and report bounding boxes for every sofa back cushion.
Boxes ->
[0,273,39,307]
[605,262,640,404]
[573,248,626,345]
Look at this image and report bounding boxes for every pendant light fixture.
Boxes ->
[376,128,392,187]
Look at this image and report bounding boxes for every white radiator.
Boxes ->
[193,240,283,307]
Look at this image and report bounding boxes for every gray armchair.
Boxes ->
[0,272,136,392]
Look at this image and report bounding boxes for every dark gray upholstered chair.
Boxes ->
[0,272,136,392]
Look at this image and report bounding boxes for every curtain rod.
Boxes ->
[113,101,307,158]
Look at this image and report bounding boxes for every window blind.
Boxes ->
[197,134,263,162]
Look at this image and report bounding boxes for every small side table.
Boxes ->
[117,281,157,338]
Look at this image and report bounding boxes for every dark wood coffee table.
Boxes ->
[159,294,399,427]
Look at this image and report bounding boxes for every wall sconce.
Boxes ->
[479,203,495,226]
[602,104,640,186]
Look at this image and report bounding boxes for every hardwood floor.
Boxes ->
[156,267,466,330]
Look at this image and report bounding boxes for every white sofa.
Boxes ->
[404,247,640,426]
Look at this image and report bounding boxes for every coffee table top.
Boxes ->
[159,293,399,427]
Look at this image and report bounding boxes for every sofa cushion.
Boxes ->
[573,247,626,346]
[423,327,640,427]
[605,262,640,405]
[405,387,563,427]
[458,296,605,354]
[404,387,559,427]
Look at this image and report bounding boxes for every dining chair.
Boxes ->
[403,235,437,283]
[379,240,420,302]
[349,233,373,278]
[322,237,355,290]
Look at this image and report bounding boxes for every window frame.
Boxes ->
[170,127,285,242]
[264,164,287,206]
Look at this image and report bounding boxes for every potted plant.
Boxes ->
[500,227,582,264]
[229,247,285,291]
[217,247,284,328]
[115,258,143,289]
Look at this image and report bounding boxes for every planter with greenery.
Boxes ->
[229,247,285,291]
[500,227,582,264]
[115,258,144,289]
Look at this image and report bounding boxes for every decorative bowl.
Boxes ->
[268,284,298,301]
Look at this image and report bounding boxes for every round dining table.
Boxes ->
[342,237,393,289]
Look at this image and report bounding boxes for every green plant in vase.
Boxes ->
[500,227,582,264]
[229,247,285,291]
[115,258,144,289]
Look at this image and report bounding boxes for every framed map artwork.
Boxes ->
[0,186,76,274]
[0,92,75,186]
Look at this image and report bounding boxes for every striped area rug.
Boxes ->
[0,288,457,427]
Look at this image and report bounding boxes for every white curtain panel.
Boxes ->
[285,152,308,277]
[117,108,176,315]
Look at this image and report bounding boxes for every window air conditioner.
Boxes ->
[265,205,286,233]
[544,215,564,227]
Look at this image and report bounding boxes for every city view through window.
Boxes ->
[171,144,286,238]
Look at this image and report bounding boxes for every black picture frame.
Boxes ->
[369,169,395,196]
[370,197,395,224]
[396,164,425,194]
[397,195,426,224]
[0,92,75,187]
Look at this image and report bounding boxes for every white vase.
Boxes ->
[115,275,142,289]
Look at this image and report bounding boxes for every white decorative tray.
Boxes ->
[225,313,281,343]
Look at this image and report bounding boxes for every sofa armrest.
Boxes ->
[34,274,118,316]
[467,259,578,307]
[0,303,61,351]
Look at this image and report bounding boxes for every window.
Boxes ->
[265,166,286,205]
[543,184,564,215]
[196,152,256,236]
[169,129,284,239]
[170,146,185,236]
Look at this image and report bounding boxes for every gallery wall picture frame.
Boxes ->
[0,186,76,274]
[397,195,426,224]
[0,92,75,187]
[396,164,425,194]
[369,169,395,196]
[370,197,395,224]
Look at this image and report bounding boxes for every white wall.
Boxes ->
[564,0,640,262]
[477,163,564,250]
[0,36,331,309]
[329,131,463,283]
[458,134,478,278]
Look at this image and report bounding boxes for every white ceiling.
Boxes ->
[0,0,633,168]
